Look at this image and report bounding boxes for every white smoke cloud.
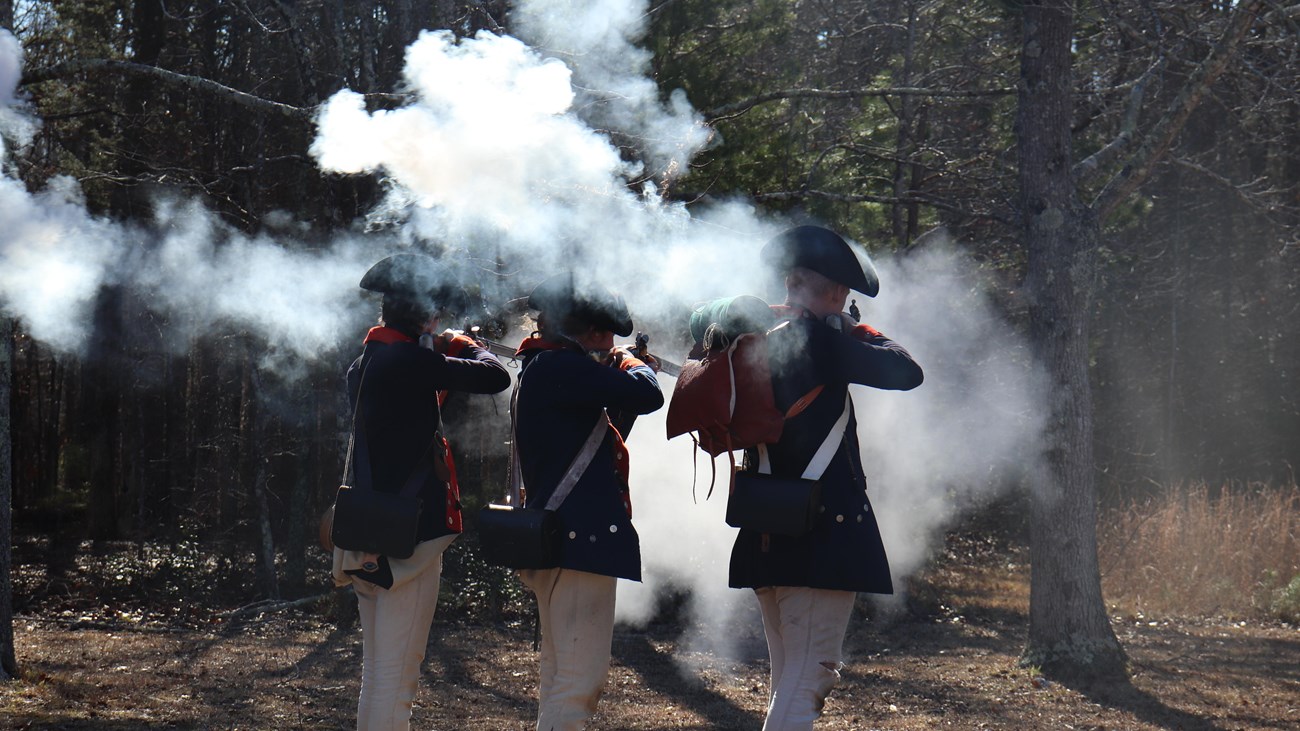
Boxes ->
[0,175,122,351]
[312,30,633,240]
[857,240,1046,581]
[0,36,391,364]
[0,177,385,365]
[0,30,38,157]
[511,0,712,179]
[310,26,773,332]
[136,198,382,365]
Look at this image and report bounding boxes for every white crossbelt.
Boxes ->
[755,391,853,480]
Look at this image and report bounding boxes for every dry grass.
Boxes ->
[1099,480,1300,621]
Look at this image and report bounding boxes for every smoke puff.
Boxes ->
[858,241,1047,581]
[0,30,20,104]
[0,30,387,362]
[312,30,635,245]
[0,30,38,156]
[0,179,385,362]
[512,0,711,178]
[138,198,381,363]
[403,30,575,117]
[0,176,122,351]
[311,27,775,335]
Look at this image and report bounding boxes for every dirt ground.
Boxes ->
[3,537,1298,731]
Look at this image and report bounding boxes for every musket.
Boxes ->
[470,331,523,365]
[469,328,681,377]
[632,332,682,377]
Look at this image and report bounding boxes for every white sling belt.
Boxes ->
[755,392,853,480]
[508,382,609,512]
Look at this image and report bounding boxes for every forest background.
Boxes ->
[0,0,1297,703]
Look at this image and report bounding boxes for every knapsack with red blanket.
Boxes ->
[666,296,823,459]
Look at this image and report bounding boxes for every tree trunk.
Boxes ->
[242,362,278,598]
[1,318,18,680]
[253,459,279,599]
[1163,226,1185,483]
[281,439,312,598]
[110,0,165,218]
[84,289,124,540]
[1017,0,1126,681]
[890,0,918,250]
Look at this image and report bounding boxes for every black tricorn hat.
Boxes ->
[360,253,466,312]
[527,272,634,337]
[760,225,880,297]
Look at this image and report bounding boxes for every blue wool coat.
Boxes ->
[515,346,664,581]
[347,329,511,544]
[729,313,923,594]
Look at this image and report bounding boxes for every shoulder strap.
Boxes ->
[756,391,852,481]
[543,415,609,511]
[508,361,610,511]
[800,392,853,480]
[508,384,524,505]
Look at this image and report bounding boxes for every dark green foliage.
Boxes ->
[654,0,1021,254]
[438,536,532,623]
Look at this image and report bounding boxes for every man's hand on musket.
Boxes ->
[632,331,660,372]
[605,345,631,367]
[431,328,470,354]
[607,345,660,372]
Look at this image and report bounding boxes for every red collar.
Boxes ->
[364,326,415,345]
[515,335,572,356]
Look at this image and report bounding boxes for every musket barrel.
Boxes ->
[651,356,682,377]
[478,338,521,364]
[472,336,680,376]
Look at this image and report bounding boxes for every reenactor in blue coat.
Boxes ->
[512,273,664,731]
[732,226,923,730]
[336,253,511,731]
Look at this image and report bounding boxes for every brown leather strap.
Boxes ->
[784,384,825,419]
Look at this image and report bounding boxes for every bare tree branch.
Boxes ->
[705,85,1017,120]
[703,72,1166,123]
[22,59,314,122]
[753,188,1012,224]
[1168,155,1294,214]
[22,58,423,123]
[1261,2,1300,23]
[219,592,337,622]
[1073,59,1161,182]
[1092,0,1265,219]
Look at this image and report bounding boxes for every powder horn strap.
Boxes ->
[509,382,610,512]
